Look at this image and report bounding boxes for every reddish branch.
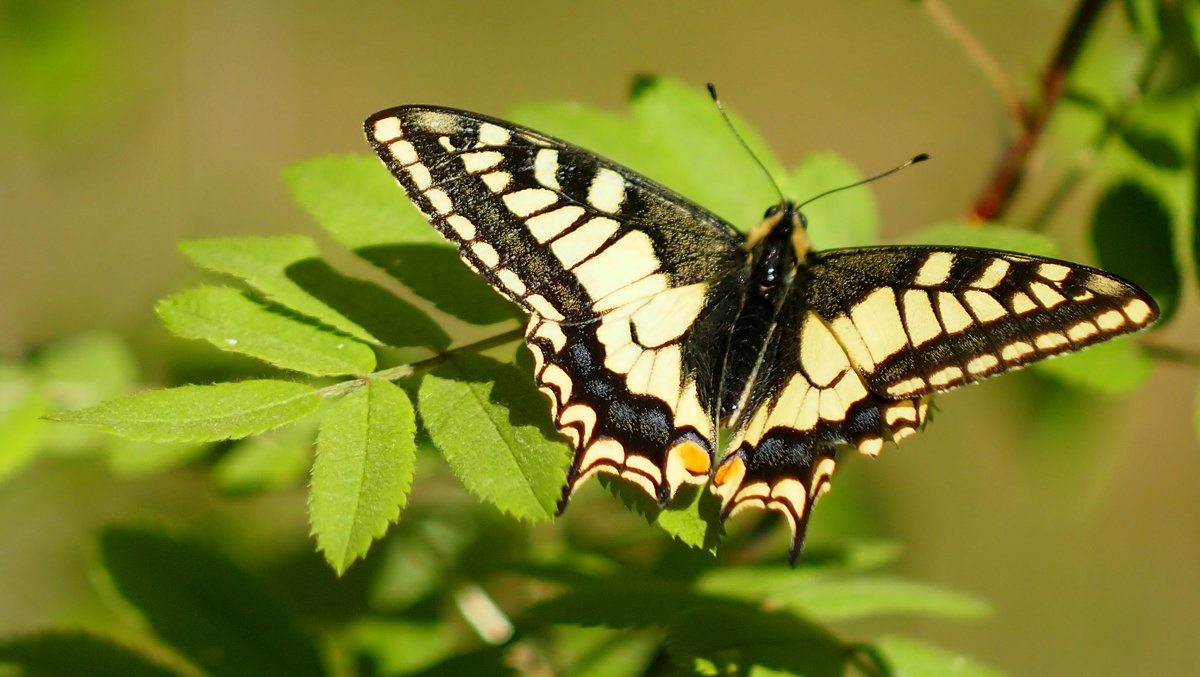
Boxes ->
[969,0,1111,221]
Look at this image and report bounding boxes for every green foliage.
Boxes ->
[22,41,1191,674]
[157,285,378,376]
[100,527,325,677]
[418,353,570,522]
[311,378,418,573]
[50,380,320,442]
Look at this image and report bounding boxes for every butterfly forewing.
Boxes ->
[804,246,1159,400]
[366,106,750,507]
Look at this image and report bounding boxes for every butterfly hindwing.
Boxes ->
[366,106,750,507]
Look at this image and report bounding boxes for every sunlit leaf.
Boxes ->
[629,75,784,229]
[285,155,444,249]
[310,379,417,574]
[603,477,722,552]
[50,380,320,442]
[158,286,377,376]
[418,354,568,521]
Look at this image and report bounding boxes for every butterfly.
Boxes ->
[364,104,1158,561]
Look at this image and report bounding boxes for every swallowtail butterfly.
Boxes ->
[365,104,1158,561]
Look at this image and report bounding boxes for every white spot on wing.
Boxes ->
[461,150,503,173]
[471,242,500,268]
[372,117,403,143]
[387,139,418,165]
[549,217,619,269]
[534,149,561,190]
[588,168,626,213]
[527,206,584,243]
[477,122,511,146]
[902,290,940,347]
[502,188,558,217]
[915,252,955,286]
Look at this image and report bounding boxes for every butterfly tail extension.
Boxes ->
[712,429,839,566]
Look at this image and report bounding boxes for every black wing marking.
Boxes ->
[365,106,748,507]
[713,246,1157,562]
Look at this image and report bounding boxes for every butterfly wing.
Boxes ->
[712,245,1158,561]
[366,106,748,507]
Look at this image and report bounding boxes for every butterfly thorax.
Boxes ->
[718,203,809,427]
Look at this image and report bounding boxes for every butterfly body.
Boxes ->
[366,104,1158,561]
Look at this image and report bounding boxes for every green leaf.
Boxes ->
[1033,336,1153,394]
[865,636,1006,677]
[0,630,185,677]
[285,155,444,249]
[603,477,723,552]
[628,75,785,230]
[514,76,784,232]
[418,354,569,521]
[285,156,520,326]
[508,100,646,177]
[904,221,1059,256]
[99,527,324,677]
[696,570,989,621]
[310,379,417,574]
[790,153,878,249]
[181,235,376,342]
[51,380,320,442]
[182,236,450,350]
[1091,181,1180,322]
[157,285,377,376]
[213,418,315,494]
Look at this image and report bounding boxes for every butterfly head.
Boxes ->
[747,202,813,274]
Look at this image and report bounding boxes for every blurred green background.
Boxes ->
[1,1,1197,676]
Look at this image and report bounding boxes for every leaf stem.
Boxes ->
[920,0,1026,131]
[318,327,524,398]
[970,0,1111,222]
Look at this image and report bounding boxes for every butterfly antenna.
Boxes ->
[796,153,930,210]
[707,83,787,204]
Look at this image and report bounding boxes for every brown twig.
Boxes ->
[969,0,1111,222]
[921,0,1026,130]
